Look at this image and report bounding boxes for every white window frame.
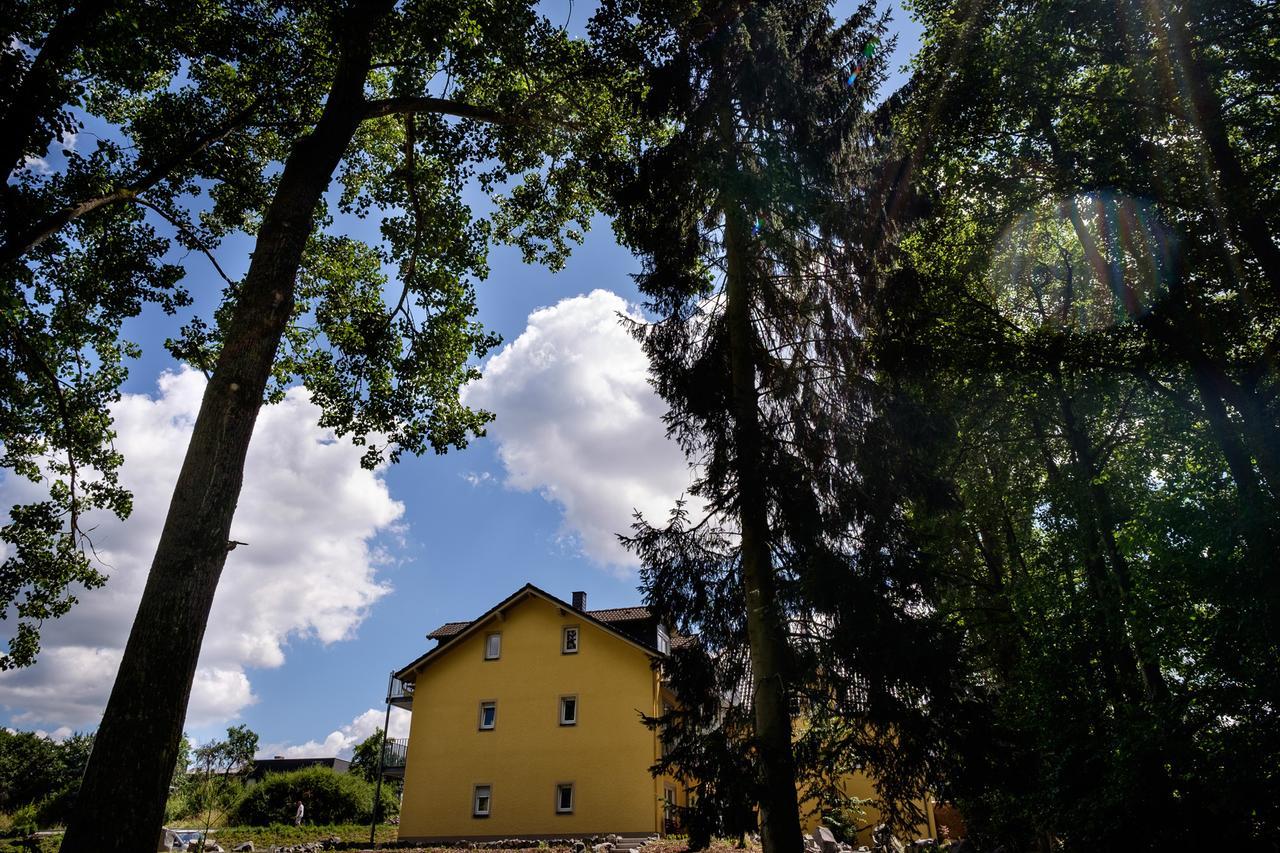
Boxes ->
[473,784,492,818]
[657,624,670,654]
[561,625,580,654]
[559,694,578,726]
[484,632,501,660]
[479,700,497,731]
[555,782,575,814]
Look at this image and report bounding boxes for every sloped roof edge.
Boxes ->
[395,583,663,680]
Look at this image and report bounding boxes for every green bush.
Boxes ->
[33,783,78,828]
[3,805,37,838]
[230,767,397,827]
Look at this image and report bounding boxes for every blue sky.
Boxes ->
[0,2,922,755]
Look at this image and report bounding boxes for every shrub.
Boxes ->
[4,805,37,838]
[33,784,78,827]
[230,767,397,827]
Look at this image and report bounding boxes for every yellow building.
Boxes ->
[387,583,936,845]
[390,584,686,842]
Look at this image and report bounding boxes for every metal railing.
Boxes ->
[387,674,414,708]
[382,737,408,770]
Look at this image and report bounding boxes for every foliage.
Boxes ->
[348,729,384,784]
[596,0,955,842]
[230,767,397,827]
[0,729,92,822]
[2,0,628,670]
[1,805,36,839]
[875,0,1280,847]
[179,724,258,837]
[0,0,300,669]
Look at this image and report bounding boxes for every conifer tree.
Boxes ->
[596,0,951,847]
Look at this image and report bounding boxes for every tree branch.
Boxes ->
[1,103,256,264]
[363,95,579,129]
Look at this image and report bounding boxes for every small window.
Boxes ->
[473,784,491,817]
[657,624,670,654]
[555,783,574,814]
[559,695,578,726]
[479,701,497,730]
[562,625,579,654]
[485,632,501,660]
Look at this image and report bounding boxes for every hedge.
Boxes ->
[230,767,397,827]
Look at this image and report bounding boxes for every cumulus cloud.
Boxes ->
[0,368,403,730]
[466,289,699,569]
[256,707,411,760]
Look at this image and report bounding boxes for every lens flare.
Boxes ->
[846,37,880,87]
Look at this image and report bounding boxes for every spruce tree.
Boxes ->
[596,0,950,847]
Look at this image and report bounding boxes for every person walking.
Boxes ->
[294,800,304,826]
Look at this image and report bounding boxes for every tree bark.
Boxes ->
[721,107,803,853]
[59,2,394,849]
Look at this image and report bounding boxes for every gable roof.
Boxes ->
[395,583,664,680]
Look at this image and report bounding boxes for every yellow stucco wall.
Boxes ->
[398,592,679,841]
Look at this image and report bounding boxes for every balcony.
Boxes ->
[381,737,408,779]
[387,674,414,710]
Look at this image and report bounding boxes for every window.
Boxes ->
[555,783,574,814]
[559,695,578,726]
[484,632,501,660]
[657,624,670,655]
[660,701,672,757]
[473,785,491,817]
[479,701,497,730]
[562,625,579,654]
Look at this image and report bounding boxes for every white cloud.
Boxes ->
[0,368,403,730]
[256,707,411,760]
[461,471,494,487]
[466,289,699,569]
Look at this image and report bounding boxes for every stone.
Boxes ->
[812,826,837,853]
[593,844,613,853]
[233,844,253,852]
[574,842,587,853]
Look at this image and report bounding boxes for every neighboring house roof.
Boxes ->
[425,621,471,640]
[245,757,350,781]
[397,583,666,680]
[588,606,653,622]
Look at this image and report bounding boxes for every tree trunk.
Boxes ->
[59,3,393,849]
[721,111,803,853]
[1158,3,1280,298]
[1054,382,1169,704]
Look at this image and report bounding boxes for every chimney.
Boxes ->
[572,591,587,610]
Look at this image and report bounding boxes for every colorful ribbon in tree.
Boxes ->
[846,36,881,86]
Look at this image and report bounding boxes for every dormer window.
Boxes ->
[657,624,670,654]
[562,625,579,654]
[485,632,501,660]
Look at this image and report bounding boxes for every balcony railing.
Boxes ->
[386,674,414,709]
[381,737,408,778]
